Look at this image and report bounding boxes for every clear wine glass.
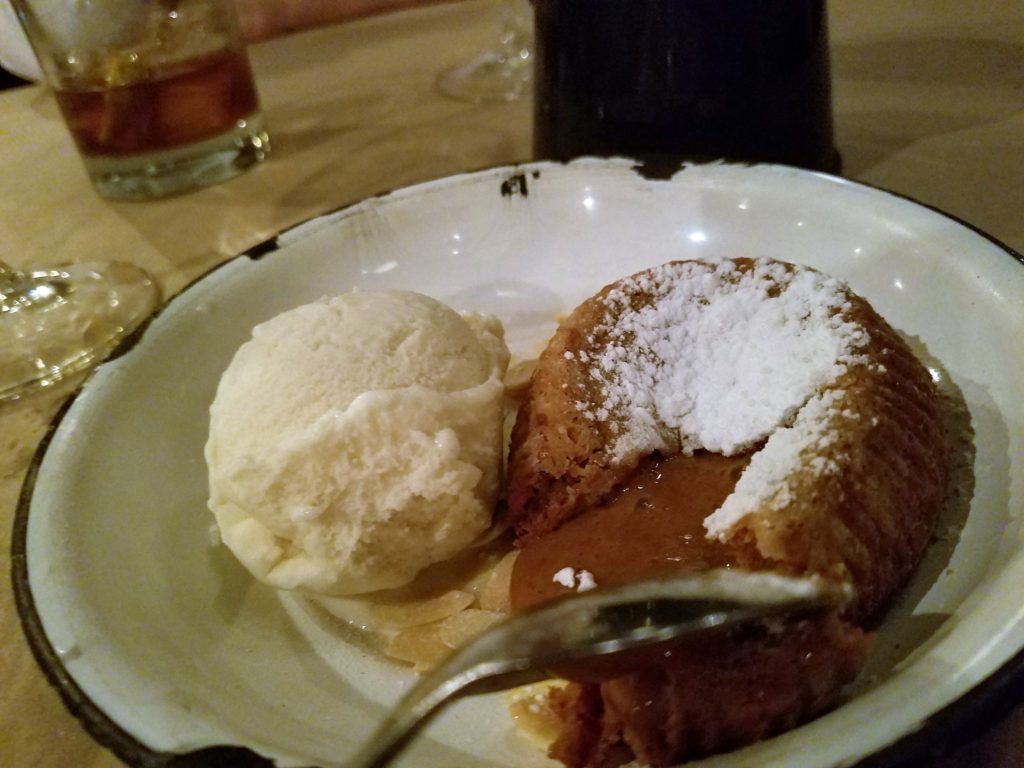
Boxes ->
[0,259,160,402]
[437,0,533,104]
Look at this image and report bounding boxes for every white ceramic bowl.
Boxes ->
[12,159,1024,768]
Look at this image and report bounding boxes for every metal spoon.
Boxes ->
[347,569,853,768]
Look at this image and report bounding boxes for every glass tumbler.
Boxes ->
[12,0,270,199]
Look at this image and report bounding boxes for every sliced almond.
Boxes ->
[439,608,504,648]
[370,589,475,628]
[480,550,518,613]
[387,623,451,672]
[504,358,538,399]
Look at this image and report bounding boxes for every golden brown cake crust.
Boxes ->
[506,275,660,543]
[735,291,947,619]
[507,257,948,620]
[550,616,873,768]
[506,258,949,767]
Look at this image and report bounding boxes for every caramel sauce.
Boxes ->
[510,451,754,613]
[506,451,872,749]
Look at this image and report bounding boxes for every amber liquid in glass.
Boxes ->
[54,48,261,157]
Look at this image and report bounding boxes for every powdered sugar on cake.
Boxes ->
[570,259,872,539]
[704,388,847,537]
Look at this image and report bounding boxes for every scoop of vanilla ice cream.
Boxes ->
[205,291,510,594]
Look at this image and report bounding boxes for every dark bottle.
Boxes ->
[533,0,839,173]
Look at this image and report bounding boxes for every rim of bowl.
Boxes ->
[10,158,1024,768]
